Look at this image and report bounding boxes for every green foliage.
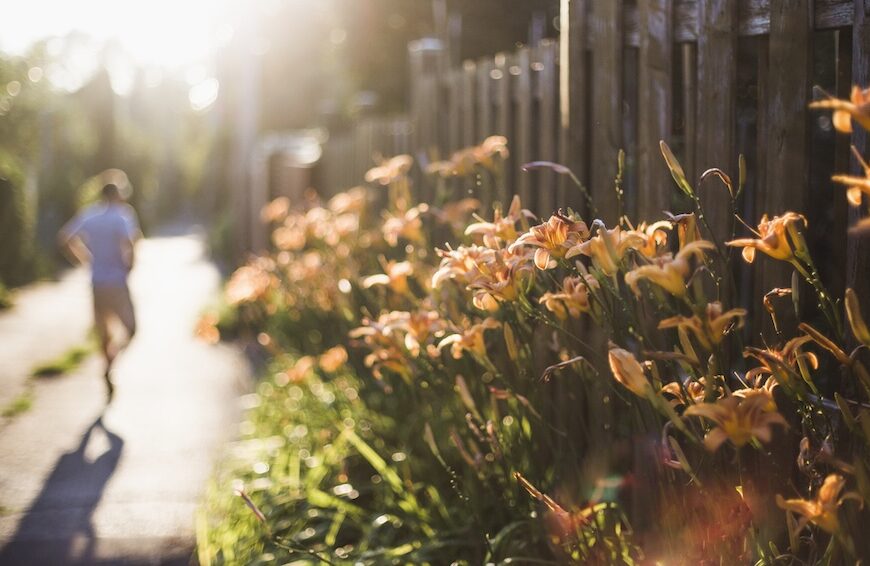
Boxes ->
[0,154,35,286]
[2,390,33,419]
[31,341,93,378]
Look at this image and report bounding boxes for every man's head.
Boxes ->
[101,183,123,203]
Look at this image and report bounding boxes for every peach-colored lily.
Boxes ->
[685,393,787,451]
[776,474,863,533]
[510,213,589,270]
[658,302,747,351]
[726,212,807,264]
[624,240,715,297]
[809,85,870,134]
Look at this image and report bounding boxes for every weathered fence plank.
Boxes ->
[447,68,462,153]
[514,48,534,208]
[536,40,559,215]
[559,0,589,212]
[477,58,494,143]
[629,0,854,45]
[462,61,477,148]
[493,53,512,204]
[590,0,624,224]
[637,0,673,220]
[696,0,738,247]
[759,0,813,298]
[849,0,870,314]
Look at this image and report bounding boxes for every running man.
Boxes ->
[58,174,141,399]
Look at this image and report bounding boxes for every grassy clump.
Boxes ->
[2,390,32,418]
[198,354,498,565]
[31,342,93,378]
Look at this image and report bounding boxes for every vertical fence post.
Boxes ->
[515,48,534,211]
[559,0,589,212]
[760,0,813,313]
[637,0,673,220]
[590,0,623,224]
[849,0,870,309]
[462,61,477,148]
[696,0,737,248]
[493,53,512,204]
[536,40,559,215]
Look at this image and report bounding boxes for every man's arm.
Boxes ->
[57,216,90,266]
[121,206,142,270]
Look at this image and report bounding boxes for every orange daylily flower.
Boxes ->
[627,220,672,258]
[382,205,426,247]
[660,377,720,407]
[608,347,650,397]
[327,187,368,214]
[510,213,589,270]
[539,275,598,319]
[465,195,526,247]
[365,154,413,185]
[260,196,290,223]
[225,260,276,305]
[431,244,493,288]
[362,260,414,294]
[658,302,747,351]
[809,85,870,134]
[624,240,715,297]
[438,318,500,360]
[776,474,863,533]
[566,224,644,275]
[744,335,818,386]
[685,393,787,451]
[319,345,348,373]
[726,212,807,264]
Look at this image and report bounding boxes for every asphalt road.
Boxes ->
[0,230,250,565]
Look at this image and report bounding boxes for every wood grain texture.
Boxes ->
[476,58,494,142]
[590,0,624,224]
[515,48,534,209]
[848,0,870,315]
[536,41,559,215]
[493,53,512,203]
[637,0,674,219]
[761,0,812,295]
[696,0,737,244]
[461,61,477,148]
[447,68,462,153]
[559,0,589,212]
[627,0,853,45]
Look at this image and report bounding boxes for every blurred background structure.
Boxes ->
[0,0,558,292]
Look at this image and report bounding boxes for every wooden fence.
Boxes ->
[319,0,870,305]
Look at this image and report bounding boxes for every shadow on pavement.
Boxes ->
[0,415,123,565]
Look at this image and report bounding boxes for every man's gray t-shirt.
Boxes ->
[64,203,139,286]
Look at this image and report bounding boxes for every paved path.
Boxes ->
[0,230,250,565]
